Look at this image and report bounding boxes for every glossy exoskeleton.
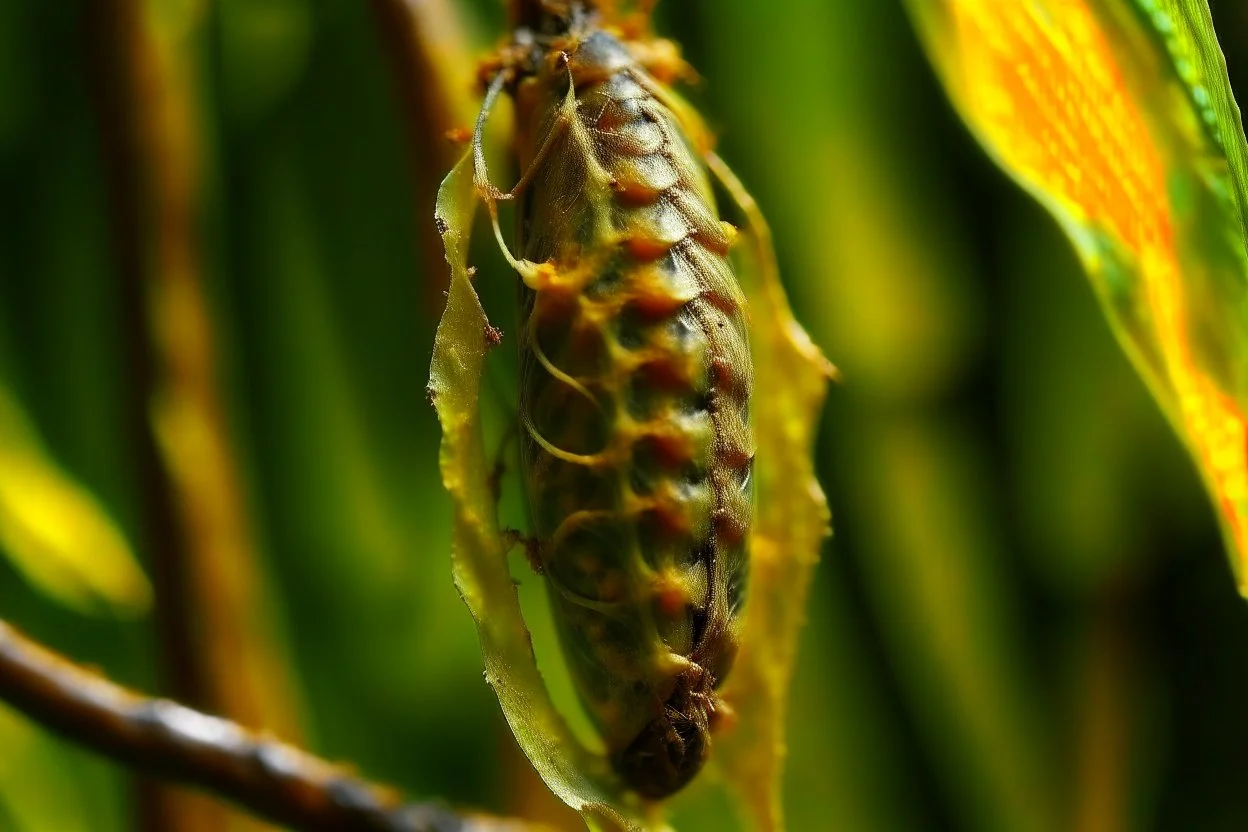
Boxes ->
[473,0,754,799]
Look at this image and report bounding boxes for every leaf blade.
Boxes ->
[906,0,1248,590]
[0,388,152,618]
[429,152,658,832]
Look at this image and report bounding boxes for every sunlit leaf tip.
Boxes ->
[905,0,1248,593]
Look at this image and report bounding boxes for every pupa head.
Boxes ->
[613,668,716,800]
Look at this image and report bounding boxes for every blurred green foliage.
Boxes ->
[2,1,1248,831]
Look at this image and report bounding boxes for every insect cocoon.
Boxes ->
[475,0,754,799]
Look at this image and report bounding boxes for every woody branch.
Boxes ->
[0,620,519,832]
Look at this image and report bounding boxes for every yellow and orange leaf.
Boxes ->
[907,0,1248,590]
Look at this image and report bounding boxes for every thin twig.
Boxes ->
[86,2,225,824]
[370,0,477,311]
[89,0,311,825]
[1072,579,1139,832]
[0,621,524,832]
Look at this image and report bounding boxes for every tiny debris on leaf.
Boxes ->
[484,323,503,348]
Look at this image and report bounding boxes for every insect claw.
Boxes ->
[477,182,508,203]
[501,528,545,574]
[521,536,544,574]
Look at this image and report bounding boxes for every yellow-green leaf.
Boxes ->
[0,704,96,831]
[430,146,831,831]
[905,0,1248,591]
[707,156,834,832]
[429,152,659,832]
[0,388,152,617]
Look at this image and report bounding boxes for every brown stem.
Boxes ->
[1072,580,1137,832]
[0,621,524,832]
[370,0,477,312]
[89,0,311,825]
[86,0,203,709]
[85,2,224,826]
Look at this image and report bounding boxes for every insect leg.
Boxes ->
[500,527,545,574]
[501,64,579,201]
[702,152,777,280]
[472,68,513,202]
[472,68,538,280]
[524,312,601,408]
[473,61,581,289]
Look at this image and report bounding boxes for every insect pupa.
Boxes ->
[473,0,755,799]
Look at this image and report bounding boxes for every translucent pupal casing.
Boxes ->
[488,4,755,800]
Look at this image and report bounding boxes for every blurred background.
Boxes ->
[2,1,1248,830]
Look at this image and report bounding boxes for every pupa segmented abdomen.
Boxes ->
[513,29,753,798]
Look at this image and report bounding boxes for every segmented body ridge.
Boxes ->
[490,4,754,798]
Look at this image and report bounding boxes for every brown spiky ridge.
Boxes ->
[491,17,754,800]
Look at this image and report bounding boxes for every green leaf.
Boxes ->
[905,0,1248,591]
[0,387,152,618]
[704,156,833,832]
[429,152,659,832]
